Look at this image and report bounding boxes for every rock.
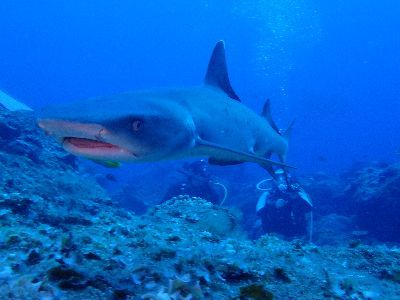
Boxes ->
[313,214,356,245]
[5,139,40,162]
[219,263,258,283]
[239,284,274,300]
[379,269,400,284]
[26,249,41,265]
[112,289,133,300]
[0,122,20,142]
[63,215,93,226]
[47,265,87,290]
[83,252,101,261]
[274,267,291,283]
[342,163,400,242]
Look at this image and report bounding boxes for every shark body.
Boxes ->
[38,41,293,174]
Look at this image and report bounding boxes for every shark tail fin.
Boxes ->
[283,119,295,142]
[278,120,295,183]
[261,99,280,134]
[278,120,295,165]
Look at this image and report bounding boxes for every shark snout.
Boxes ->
[37,119,107,140]
[37,118,137,161]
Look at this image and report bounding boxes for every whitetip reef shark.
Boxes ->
[37,41,294,176]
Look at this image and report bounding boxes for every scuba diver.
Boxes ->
[256,169,314,241]
[163,160,228,205]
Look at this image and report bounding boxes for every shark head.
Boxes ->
[38,92,196,162]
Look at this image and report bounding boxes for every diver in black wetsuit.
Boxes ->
[256,169,313,240]
[163,160,226,204]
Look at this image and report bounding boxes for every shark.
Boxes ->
[37,41,294,175]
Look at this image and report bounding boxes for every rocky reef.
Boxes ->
[341,162,400,242]
[1,107,400,299]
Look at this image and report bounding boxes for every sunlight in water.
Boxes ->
[232,0,321,88]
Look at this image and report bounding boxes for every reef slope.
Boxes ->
[1,108,400,299]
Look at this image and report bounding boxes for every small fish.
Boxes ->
[92,160,121,168]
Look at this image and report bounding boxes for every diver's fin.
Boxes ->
[298,188,313,208]
[277,120,295,174]
[208,157,243,166]
[256,191,269,212]
[204,41,240,101]
[261,99,280,134]
[196,137,295,169]
[91,160,121,168]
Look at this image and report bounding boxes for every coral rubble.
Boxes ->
[1,107,400,299]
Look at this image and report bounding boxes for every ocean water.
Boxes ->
[0,1,400,299]
[1,1,399,174]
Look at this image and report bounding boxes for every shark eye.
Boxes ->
[132,120,143,132]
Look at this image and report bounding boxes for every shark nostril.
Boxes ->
[37,121,46,129]
[96,128,107,141]
[37,122,51,135]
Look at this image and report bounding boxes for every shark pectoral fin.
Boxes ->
[91,160,121,168]
[208,157,243,166]
[196,137,295,169]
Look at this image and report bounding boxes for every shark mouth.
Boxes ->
[37,119,137,160]
[64,137,119,149]
[63,137,136,160]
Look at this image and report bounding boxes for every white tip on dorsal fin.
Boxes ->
[0,90,33,112]
[204,41,240,101]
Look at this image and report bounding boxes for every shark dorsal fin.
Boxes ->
[261,99,280,134]
[204,41,240,101]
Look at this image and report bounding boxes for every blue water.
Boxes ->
[0,0,399,176]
